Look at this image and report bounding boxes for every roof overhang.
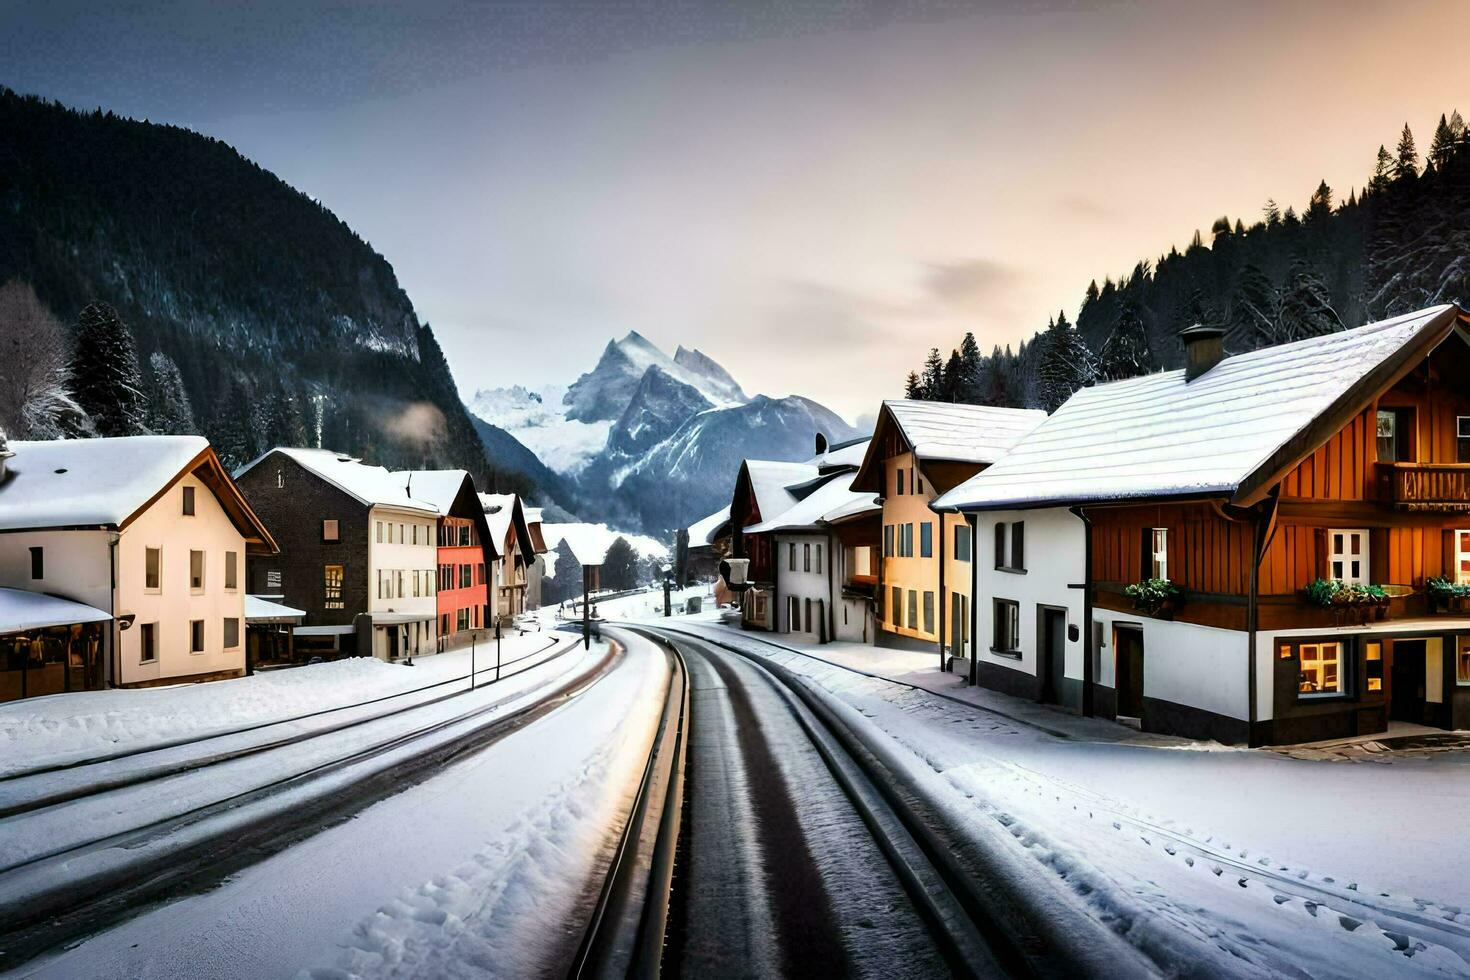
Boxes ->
[122,446,280,554]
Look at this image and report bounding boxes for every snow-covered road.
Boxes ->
[7,636,671,979]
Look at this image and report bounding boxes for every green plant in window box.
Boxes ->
[1426,576,1470,613]
[1124,578,1181,617]
[1304,579,1390,624]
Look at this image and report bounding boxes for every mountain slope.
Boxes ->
[604,365,712,456]
[0,87,552,500]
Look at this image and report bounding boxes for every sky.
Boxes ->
[2,0,1466,421]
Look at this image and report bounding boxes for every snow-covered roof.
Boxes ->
[882,401,1047,466]
[810,437,870,471]
[687,505,731,547]
[0,436,210,531]
[821,490,882,524]
[480,492,518,544]
[936,304,1463,511]
[0,588,111,633]
[742,460,818,530]
[245,595,306,622]
[744,471,878,534]
[523,507,544,526]
[392,469,472,515]
[241,448,436,515]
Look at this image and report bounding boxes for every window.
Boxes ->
[145,547,161,591]
[1456,529,1470,586]
[1376,409,1399,462]
[1458,636,1470,686]
[920,522,933,558]
[223,617,240,649]
[815,544,822,574]
[459,525,471,546]
[898,523,914,558]
[1329,529,1368,585]
[993,598,1020,654]
[182,485,195,516]
[387,523,395,544]
[922,591,935,634]
[460,564,472,589]
[140,623,158,664]
[457,608,470,632]
[1366,640,1383,692]
[891,586,902,626]
[190,550,205,592]
[324,565,344,608]
[995,521,1025,571]
[412,569,421,597]
[395,570,404,598]
[1298,641,1343,696]
[190,619,205,654]
[852,545,872,577]
[1150,528,1169,581]
[803,543,811,572]
[1459,416,1470,463]
[916,473,924,495]
[276,468,284,489]
[28,546,42,580]
[323,519,339,542]
[884,525,895,558]
[954,525,972,562]
[225,551,238,591]
[789,543,797,571]
[907,590,918,632]
[376,521,384,544]
[895,469,904,496]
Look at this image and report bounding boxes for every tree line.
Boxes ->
[905,111,1470,412]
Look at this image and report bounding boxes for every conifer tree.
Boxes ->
[1097,299,1154,381]
[601,536,639,591]
[1395,123,1419,181]
[903,371,922,400]
[941,348,963,402]
[919,347,944,400]
[1035,311,1092,412]
[1430,113,1456,171]
[957,332,983,403]
[1227,263,1280,347]
[1305,180,1333,224]
[146,351,196,434]
[1278,258,1343,341]
[71,302,147,436]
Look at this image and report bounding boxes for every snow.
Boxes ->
[392,468,473,514]
[741,459,818,528]
[809,436,870,471]
[479,492,527,559]
[877,399,1046,468]
[238,447,437,514]
[20,636,670,980]
[645,621,1470,977]
[0,632,560,777]
[466,383,613,475]
[0,587,111,632]
[243,594,305,621]
[541,522,668,571]
[0,435,208,530]
[743,470,876,534]
[937,304,1458,511]
[686,504,730,546]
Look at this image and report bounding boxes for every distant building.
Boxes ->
[392,470,496,650]
[480,493,537,621]
[523,507,550,611]
[0,436,277,700]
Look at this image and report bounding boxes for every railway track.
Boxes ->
[625,625,1154,980]
[0,638,620,972]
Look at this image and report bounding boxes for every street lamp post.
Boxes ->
[495,616,502,681]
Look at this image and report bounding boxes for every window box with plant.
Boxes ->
[1303,578,1390,625]
[1124,578,1181,618]
[1426,576,1470,614]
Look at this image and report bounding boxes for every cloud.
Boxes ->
[385,401,447,448]
[920,258,1023,308]
[1055,194,1116,221]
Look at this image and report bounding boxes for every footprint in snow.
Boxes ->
[1383,931,1412,952]
[1164,845,1176,856]
[1112,821,1121,830]
[1304,901,1319,917]
[1272,895,1290,905]
[1184,856,1194,867]
[1238,878,1248,888]
[1338,915,1362,932]
[1211,865,1223,876]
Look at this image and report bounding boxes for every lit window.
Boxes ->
[1151,528,1169,581]
[1298,641,1343,696]
[1328,529,1368,585]
[266,569,282,591]
[1366,641,1383,692]
[324,565,344,609]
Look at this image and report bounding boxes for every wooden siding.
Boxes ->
[1090,502,1253,595]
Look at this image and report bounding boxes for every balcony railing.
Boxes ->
[1380,462,1470,511]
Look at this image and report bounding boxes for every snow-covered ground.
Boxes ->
[16,637,671,979]
[644,621,1470,978]
[0,629,557,777]
[467,384,614,475]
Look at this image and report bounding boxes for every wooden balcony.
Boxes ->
[1380,462,1470,512]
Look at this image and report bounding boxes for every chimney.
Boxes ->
[1180,323,1227,381]
[814,432,828,455]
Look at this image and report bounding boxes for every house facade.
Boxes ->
[238,448,439,661]
[393,470,496,650]
[0,436,276,699]
[729,460,818,632]
[851,401,1045,664]
[940,305,1470,745]
[481,493,536,621]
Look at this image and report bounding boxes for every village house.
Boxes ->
[392,470,496,651]
[480,493,537,621]
[938,304,1470,745]
[729,459,817,631]
[850,401,1045,666]
[236,448,440,661]
[523,507,549,611]
[0,436,276,700]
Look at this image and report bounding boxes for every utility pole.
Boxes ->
[495,616,502,681]
[582,566,591,650]
[470,629,476,691]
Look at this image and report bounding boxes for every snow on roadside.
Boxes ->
[0,632,561,777]
[653,623,1470,978]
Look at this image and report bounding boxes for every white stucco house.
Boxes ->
[0,436,277,699]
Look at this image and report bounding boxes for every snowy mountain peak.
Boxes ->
[564,331,746,423]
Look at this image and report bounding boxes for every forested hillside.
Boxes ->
[0,88,544,500]
[906,112,1470,412]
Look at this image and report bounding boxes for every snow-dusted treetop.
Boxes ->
[936,304,1462,511]
[0,435,210,530]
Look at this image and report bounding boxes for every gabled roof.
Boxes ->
[239,448,436,515]
[851,401,1046,493]
[737,460,818,531]
[479,492,536,562]
[0,436,277,551]
[688,504,731,547]
[245,594,306,622]
[936,304,1466,512]
[394,469,473,514]
[744,470,878,534]
[809,436,871,472]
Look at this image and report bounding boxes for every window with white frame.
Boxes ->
[1328,529,1369,585]
[992,598,1020,654]
[190,619,206,654]
[1297,641,1344,696]
[189,550,205,592]
[1150,528,1168,581]
[1456,529,1470,586]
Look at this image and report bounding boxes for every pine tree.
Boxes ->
[1035,311,1093,412]
[1430,113,1456,171]
[1394,123,1419,181]
[919,347,944,400]
[0,280,90,438]
[957,332,983,403]
[263,384,308,447]
[71,302,147,437]
[602,537,639,591]
[1305,180,1334,224]
[941,348,963,402]
[1263,198,1282,227]
[1097,299,1154,381]
[903,371,922,400]
[146,351,196,434]
[547,540,580,604]
[1227,263,1280,347]
[1278,258,1343,341]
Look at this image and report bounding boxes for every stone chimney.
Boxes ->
[814,432,828,455]
[1180,323,1227,382]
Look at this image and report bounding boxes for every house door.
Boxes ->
[950,593,967,659]
[1389,639,1427,724]
[386,628,400,661]
[1039,609,1066,704]
[1115,626,1145,719]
